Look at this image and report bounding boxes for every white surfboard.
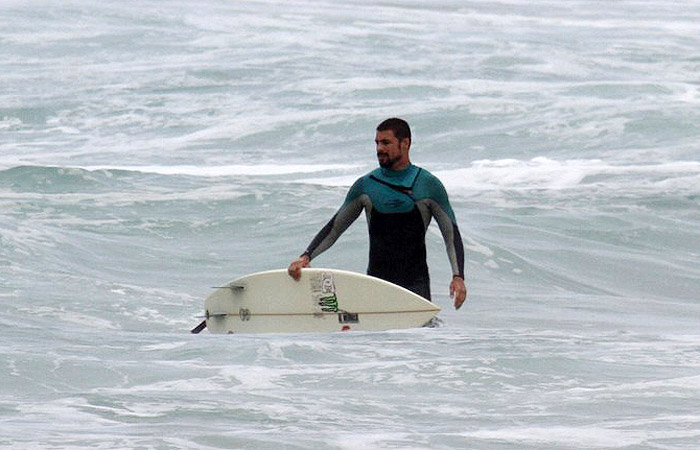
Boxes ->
[200,268,440,334]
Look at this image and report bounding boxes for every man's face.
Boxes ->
[375,129,409,169]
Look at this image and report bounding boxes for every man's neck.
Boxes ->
[389,160,411,171]
[380,163,415,179]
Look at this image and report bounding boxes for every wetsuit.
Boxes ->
[302,164,465,300]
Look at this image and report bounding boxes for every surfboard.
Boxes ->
[198,268,440,334]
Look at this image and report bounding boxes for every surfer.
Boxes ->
[288,118,467,310]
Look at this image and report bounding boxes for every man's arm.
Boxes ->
[426,175,467,308]
[288,179,367,280]
[435,216,467,309]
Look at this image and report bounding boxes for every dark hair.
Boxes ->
[376,118,411,143]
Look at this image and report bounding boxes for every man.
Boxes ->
[288,118,467,310]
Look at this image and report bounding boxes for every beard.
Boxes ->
[377,152,400,169]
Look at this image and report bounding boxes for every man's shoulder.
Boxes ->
[414,166,443,186]
[353,170,377,186]
[412,166,451,203]
[365,168,379,178]
[345,172,374,198]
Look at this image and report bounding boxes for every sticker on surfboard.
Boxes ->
[310,271,339,313]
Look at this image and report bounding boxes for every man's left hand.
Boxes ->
[450,277,467,310]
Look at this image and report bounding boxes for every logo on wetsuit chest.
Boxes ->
[382,197,413,212]
[388,198,406,209]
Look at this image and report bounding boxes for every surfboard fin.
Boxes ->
[211,284,245,291]
[190,320,207,334]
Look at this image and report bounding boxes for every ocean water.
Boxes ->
[1,0,699,448]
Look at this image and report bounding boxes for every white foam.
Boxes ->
[300,174,363,187]
[436,158,700,192]
[17,397,119,426]
[138,341,188,352]
[334,432,413,450]
[462,422,700,448]
[218,365,285,390]
[0,186,251,207]
[300,158,700,194]
[573,374,700,394]
[22,307,122,331]
[77,163,356,177]
[462,426,643,448]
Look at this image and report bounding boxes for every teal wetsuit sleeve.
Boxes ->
[302,177,366,260]
[425,173,465,278]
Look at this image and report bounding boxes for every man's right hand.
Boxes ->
[287,254,310,280]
